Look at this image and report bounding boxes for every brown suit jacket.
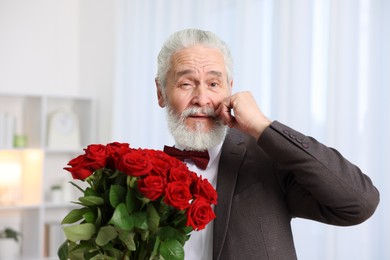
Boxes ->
[213,121,379,260]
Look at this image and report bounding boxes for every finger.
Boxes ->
[216,99,235,128]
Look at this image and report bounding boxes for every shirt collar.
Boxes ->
[174,142,223,169]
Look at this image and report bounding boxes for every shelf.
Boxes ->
[0,93,96,259]
[43,202,78,210]
[0,204,40,211]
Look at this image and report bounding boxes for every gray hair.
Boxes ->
[156,29,233,88]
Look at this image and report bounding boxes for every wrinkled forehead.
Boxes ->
[169,45,227,76]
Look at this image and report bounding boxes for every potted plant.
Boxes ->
[50,184,63,203]
[0,227,21,241]
[0,227,22,259]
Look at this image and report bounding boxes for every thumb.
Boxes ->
[216,97,236,128]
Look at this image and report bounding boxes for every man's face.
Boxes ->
[157,45,233,134]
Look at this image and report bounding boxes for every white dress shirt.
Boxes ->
[175,143,223,260]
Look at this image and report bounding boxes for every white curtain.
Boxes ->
[112,0,390,259]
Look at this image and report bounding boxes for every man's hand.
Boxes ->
[215,91,272,140]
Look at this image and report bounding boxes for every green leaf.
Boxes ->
[171,211,187,227]
[79,196,104,206]
[158,202,172,222]
[84,187,99,197]
[151,236,161,259]
[108,169,120,179]
[71,241,96,256]
[90,254,111,260]
[147,203,160,233]
[126,188,141,213]
[61,208,90,224]
[90,255,116,260]
[95,207,102,228]
[133,212,148,230]
[101,241,114,251]
[108,203,134,230]
[84,250,100,260]
[95,225,118,246]
[83,210,96,223]
[108,248,125,259]
[57,240,69,260]
[159,239,184,260]
[182,226,193,235]
[139,229,149,241]
[118,229,136,251]
[68,249,85,260]
[127,175,137,189]
[63,223,96,242]
[109,184,126,208]
[158,227,185,244]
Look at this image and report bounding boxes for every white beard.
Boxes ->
[166,105,228,151]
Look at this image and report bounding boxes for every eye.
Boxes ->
[210,82,220,88]
[179,82,194,89]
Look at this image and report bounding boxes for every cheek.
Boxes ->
[168,99,187,116]
[166,92,191,114]
[211,92,230,108]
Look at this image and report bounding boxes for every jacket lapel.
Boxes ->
[213,130,247,260]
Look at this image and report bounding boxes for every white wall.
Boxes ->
[78,0,116,143]
[0,0,116,142]
[0,0,80,95]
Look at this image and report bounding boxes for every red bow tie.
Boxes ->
[163,145,210,170]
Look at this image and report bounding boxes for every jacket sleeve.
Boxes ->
[257,121,380,226]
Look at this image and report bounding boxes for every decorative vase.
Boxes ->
[0,238,20,259]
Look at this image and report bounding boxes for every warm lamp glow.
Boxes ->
[0,160,22,204]
[0,149,43,205]
[0,162,22,182]
[24,149,43,162]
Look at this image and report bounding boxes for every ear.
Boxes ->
[155,79,166,107]
[229,79,234,93]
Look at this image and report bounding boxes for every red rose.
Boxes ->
[168,166,192,185]
[67,154,87,167]
[150,157,171,177]
[142,150,171,177]
[161,152,184,168]
[150,150,184,169]
[191,176,217,205]
[188,171,199,183]
[186,198,216,231]
[106,143,131,169]
[64,154,95,180]
[115,149,152,177]
[64,164,94,180]
[84,144,107,170]
[106,142,130,156]
[138,175,166,201]
[163,182,192,210]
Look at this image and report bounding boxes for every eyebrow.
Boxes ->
[176,69,194,78]
[208,70,223,77]
[176,69,223,78]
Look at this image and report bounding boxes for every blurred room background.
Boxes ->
[0,0,388,259]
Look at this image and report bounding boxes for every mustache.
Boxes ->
[181,106,217,118]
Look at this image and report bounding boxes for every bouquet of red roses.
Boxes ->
[58,142,217,260]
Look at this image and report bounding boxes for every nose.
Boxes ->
[191,85,211,107]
